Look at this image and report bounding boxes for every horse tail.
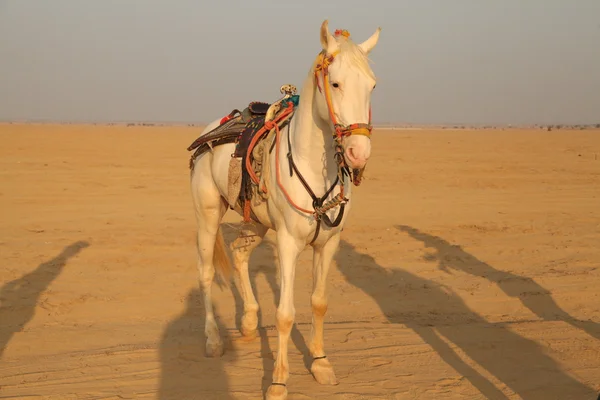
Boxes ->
[213,225,233,285]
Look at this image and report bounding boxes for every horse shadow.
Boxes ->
[336,230,597,400]
[158,287,236,400]
[397,224,600,342]
[0,240,90,359]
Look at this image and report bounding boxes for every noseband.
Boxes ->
[313,41,373,186]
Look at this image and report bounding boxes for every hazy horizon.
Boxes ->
[1,1,599,125]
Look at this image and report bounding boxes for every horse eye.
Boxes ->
[332,82,339,88]
[373,84,377,90]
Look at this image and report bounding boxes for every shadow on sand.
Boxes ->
[0,240,90,359]
[336,226,597,400]
[397,224,600,342]
[158,287,236,400]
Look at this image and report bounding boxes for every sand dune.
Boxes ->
[1,124,599,399]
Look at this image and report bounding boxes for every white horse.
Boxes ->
[189,20,381,399]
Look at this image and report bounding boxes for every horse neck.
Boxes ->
[287,72,337,182]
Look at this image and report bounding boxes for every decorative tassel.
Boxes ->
[334,29,350,38]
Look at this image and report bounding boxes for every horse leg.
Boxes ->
[230,223,268,338]
[192,167,230,358]
[309,233,340,385]
[266,228,302,400]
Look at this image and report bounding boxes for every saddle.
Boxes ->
[186,101,271,164]
[233,102,270,158]
[187,84,298,218]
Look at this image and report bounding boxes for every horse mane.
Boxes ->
[336,37,376,81]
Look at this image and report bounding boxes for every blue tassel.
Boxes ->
[287,95,300,107]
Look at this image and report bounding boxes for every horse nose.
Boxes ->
[345,147,367,169]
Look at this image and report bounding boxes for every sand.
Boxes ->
[1,123,599,399]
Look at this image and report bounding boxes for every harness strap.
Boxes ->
[244,101,344,236]
[284,122,346,244]
[244,102,295,189]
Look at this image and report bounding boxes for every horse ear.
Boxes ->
[359,27,381,54]
[320,19,337,54]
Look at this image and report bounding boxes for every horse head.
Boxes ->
[313,20,381,177]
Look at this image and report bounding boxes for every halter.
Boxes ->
[313,30,373,187]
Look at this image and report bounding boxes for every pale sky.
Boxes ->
[1,0,599,125]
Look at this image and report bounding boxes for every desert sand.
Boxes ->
[1,123,599,399]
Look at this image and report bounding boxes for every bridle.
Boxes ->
[313,30,373,187]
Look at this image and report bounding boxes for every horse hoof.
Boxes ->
[241,314,258,339]
[311,358,339,385]
[205,339,224,358]
[266,384,287,400]
[240,326,258,340]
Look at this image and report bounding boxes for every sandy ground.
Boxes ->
[1,123,599,400]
